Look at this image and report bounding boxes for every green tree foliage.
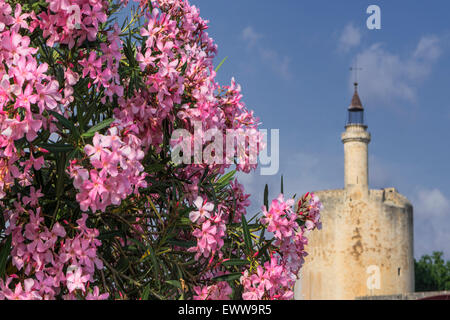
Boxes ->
[415,251,450,292]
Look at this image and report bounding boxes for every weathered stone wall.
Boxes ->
[294,189,345,300]
[294,188,414,300]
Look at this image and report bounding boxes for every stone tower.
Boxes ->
[294,83,414,300]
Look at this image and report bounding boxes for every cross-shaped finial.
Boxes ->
[349,60,363,85]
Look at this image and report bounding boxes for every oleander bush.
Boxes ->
[0,0,321,300]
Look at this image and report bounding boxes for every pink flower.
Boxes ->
[84,133,104,161]
[79,51,102,79]
[66,267,90,293]
[11,4,29,32]
[193,281,232,300]
[136,49,156,71]
[22,187,44,207]
[2,278,39,300]
[32,80,61,111]
[83,170,108,201]
[189,196,213,223]
[64,67,79,86]
[86,286,109,300]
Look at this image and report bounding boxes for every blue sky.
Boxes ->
[122,1,450,259]
[187,0,450,259]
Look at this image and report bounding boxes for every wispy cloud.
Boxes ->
[241,26,262,49]
[241,26,293,80]
[412,187,450,259]
[338,23,362,53]
[353,35,442,105]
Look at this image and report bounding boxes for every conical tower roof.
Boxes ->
[348,82,363,110]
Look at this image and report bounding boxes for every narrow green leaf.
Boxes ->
[217,170,235,184]
[142,246,159,281]
[97,230,123,240]
[82,118,115,137]
[260,184,269,245]
[38,143,74,153]
[215,56,228,72]
[49,111,79,138]
[0,235,11,277]
[212,272,242,282]
[222,259,249,267]
[55,152,67,199]
[168,239,196,248]
[242,215,253,254]
[281,175,284,194]
[165,280,182,289]
[142,284,151,300]
[178,217,192,226]
[264,184,269,209]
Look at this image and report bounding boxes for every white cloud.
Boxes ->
[353,35,442,105]
[259,47,292,80]
[338,23,362,52]
[412,188,450,259]
[241,26,262,49]
[240,26,293,80]
[415,188,449,218]
[413,35,441,61]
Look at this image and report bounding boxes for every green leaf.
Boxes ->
[222,259,249,267]
[55,152,67,199]
[142,284,151,300]
[97,230,123,240]
[264,184,269,209]
[217,170,236,185]
[215,56,228,72]
[168,240,196,248]
[242,215,253,254]
[165,280,182,289]
[141,246,160,281]
[0,235,11,277]
[178,217,192,226]
[260,184,269,245]
[49,111,79,138]
[281,175,284,194]
[82,118,115,138]
[256,240,272,260]
[38,143,74,153]
[215,170,236,192]
[180,62,188,76]
[212,272,242,282]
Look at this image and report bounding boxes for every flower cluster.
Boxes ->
[114,1,263,203]
[78,22,124,102]
[240,193,322,300]
[301,192,323,231]
[188,196,226,260]
[38,0,108,49]
[69,127,147,212]
[193,281,232,300]
[0,195,105,299]
[240,255,294,300]
[0,2,61,198]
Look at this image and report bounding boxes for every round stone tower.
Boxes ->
[342,85,371,194]
[294,83,414,300]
